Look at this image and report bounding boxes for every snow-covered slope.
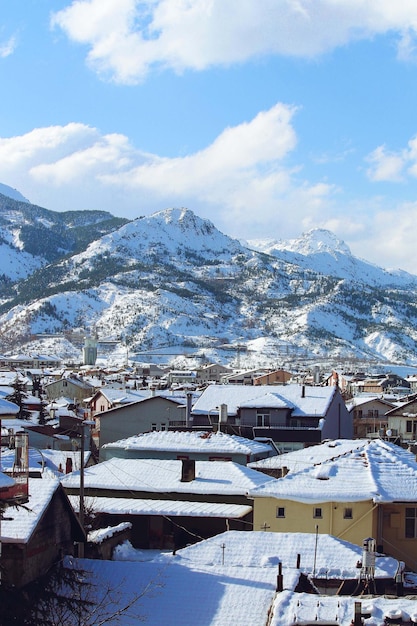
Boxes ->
[0,183,30,203]
[1,205,417,367]
[246,229,417,288]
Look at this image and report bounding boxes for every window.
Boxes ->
[406,421,412,433]
[276,507,285,518]
[344,508,353,519]
[313,507,322,518]
[151,423,157,431]
[257,411,270,427]
[405,507,417,538]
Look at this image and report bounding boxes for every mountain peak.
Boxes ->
[287,228,351,256]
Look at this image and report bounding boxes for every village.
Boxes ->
[1,346,417,625]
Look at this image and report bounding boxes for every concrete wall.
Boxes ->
[98,397,186,451]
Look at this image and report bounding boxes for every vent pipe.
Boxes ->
[301,385,305,398]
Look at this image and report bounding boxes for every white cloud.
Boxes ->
[365,134,417,182]
[366,145,405,182]
[2,109,417,273]
[51,0,417,83]
[347,201,417,273]
[0,104,335,240]
[0,35,17,58]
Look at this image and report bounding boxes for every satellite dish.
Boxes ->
[386,429,392,437]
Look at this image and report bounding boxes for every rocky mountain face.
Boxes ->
[1,190,417,367]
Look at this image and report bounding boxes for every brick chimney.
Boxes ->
[181,459,196,482]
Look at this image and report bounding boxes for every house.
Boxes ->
[61,458,275,549]
[253,369,293,386]
[166,370,197,387]
[322,370,357,395]
[248,439,417,569]
[0,353,63,370]
[195,363,233,385]
[406,375,417,394]
[190,383,352,451]
[351,373,411,397]
[346,396,394,438]
[100,429,277,464]
[0,478,85,587]
[44,376,96,402]
[220,368,267,385]
[88,388,146,417]
[97,393,190,450]
[385,397,417,442]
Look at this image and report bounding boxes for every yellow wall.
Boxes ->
[381,503,417,570]
[253,497,377,547]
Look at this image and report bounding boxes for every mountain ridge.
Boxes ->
[0,188,416,367]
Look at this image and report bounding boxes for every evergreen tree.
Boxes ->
[37,400,49,426]
[6,377,31,420]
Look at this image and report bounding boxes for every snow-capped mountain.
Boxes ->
[246,229,417,287]
[0,192,128,284]
[1,193,417,367]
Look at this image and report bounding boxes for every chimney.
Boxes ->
[181,459,195,482]
[219,404,228,424]
[185,392,193,428]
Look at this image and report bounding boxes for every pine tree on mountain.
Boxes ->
[7,376,31,420]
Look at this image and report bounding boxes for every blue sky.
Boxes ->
[1,1,417,273]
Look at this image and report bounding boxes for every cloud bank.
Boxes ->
[51,0,417,83]
[2,105,417,273]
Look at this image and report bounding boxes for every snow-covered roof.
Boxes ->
[345,395,395,410]
[0,397,19,415]
[249,439,417,504]
[69,495,252,519]
[102,430,274,456]
[61,458,275,495]
[40,449,90,474]
[271,591,417,626]
[173,530,398,580]
[249,439,371,470]
[59,529,406,626]
[1,477,61,543]
[191,384,336,417]
[0,471,15,489]
[0,446,45,474]
[88,522,132,544]
[96,388,146,404]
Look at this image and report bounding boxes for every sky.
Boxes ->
[2,1,417,273]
